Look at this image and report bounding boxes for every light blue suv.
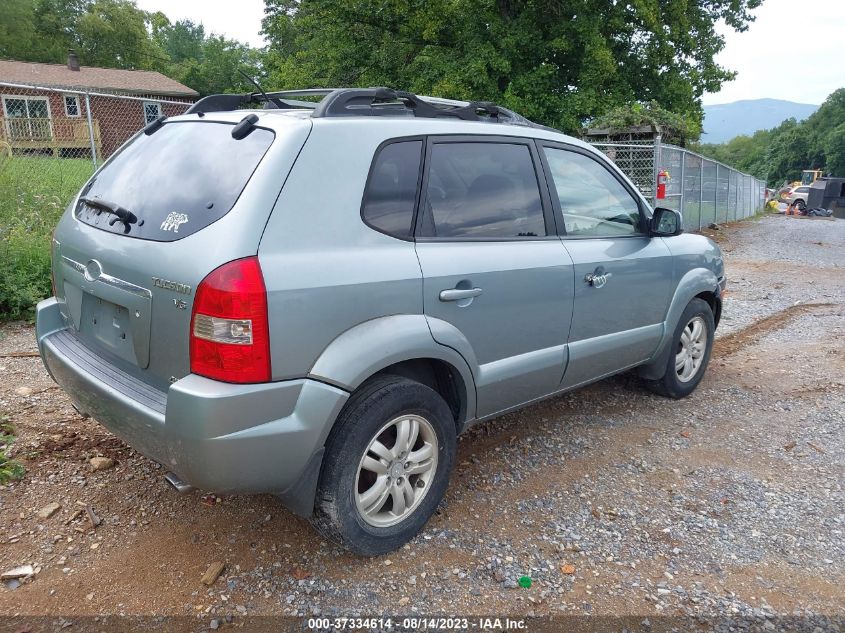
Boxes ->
[36,88,725,555]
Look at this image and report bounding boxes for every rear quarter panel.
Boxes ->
[259,121,424,381]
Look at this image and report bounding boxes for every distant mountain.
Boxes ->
[702,98,819,144]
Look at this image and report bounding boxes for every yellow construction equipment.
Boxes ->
[798,169,823,186]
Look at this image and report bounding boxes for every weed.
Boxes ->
[0,420,24,483]
[0,156,93,320]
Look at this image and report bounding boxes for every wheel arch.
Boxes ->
[308,314,477,428]
[638,268,720,380]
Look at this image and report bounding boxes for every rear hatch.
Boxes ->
[51,113,311,392]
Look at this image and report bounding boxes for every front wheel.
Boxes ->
[794,199,806,211]
[310,375,456,556]
[645,298,715,399]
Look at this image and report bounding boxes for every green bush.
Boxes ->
[0,420,24,484]
[0,156,93,320]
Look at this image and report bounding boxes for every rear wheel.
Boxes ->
[795,199,806,211]
[310,375,456,555]
[645,298,714,399]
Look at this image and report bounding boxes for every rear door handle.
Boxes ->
[439,287,483,302]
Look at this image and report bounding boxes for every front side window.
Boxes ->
[143,101,162,125]
[361,140,422,238]
[420,142,546,239]
[543,147,642,237]
[64,95,80,117]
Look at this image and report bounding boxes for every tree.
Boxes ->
[823,123,845,178]
[261,0,764,134]
[73,0,167,69]
[170,35,264,95]
[696,88,845,185]
[151,16,265,95]
[1,0,166,69]
[0,0,41,61]
[152,16,205,63]
[0,1,262,96]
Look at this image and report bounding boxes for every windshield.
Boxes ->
[76,121,274,241]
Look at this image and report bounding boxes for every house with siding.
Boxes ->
[0,51,197,158]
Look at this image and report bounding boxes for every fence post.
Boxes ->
[679,149,686,228]
[653,133,662,208]
[84,91,98,169]
[699,158,704,230]
[734,173,739,220]
[715,165,720,224]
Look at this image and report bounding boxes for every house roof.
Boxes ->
[0,59,198,97]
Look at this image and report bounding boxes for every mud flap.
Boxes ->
[276,448,324,517]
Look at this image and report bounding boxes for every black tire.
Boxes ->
[310,375,456,556]
[795,199,806,211]
[645,298,715,399]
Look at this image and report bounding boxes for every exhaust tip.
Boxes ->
[164,471,195,494]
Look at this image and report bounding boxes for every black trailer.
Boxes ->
[807,178,845,218]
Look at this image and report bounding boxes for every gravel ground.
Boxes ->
[0,213,843,628]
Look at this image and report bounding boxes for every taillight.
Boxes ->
[189,257,271,383]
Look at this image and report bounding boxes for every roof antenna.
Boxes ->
[237,69,284,109]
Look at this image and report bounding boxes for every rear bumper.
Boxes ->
[35,297,348,511]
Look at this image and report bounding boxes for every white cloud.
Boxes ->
[703,0,845,105]
[135,0,267,48]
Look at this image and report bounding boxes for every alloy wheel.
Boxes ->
[354,414,439,528]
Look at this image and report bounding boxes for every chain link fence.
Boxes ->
[0,82,193,224]
[0,82,193,317]
[0,81,192,163]
[1,82,768,236]
[590,138,767,232]
[587,139,658,203]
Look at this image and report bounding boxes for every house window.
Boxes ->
[2,95,52,140]
[143,101,162,125]
[64,95,81,117]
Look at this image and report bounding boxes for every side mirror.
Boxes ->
[650,207,683,236]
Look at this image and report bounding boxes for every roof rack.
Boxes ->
[184,87,543,128]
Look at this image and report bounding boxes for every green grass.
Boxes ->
[0,419,24,483]
[0,155,94,320]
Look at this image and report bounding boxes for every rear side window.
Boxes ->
[76,121,274,241]
[361,140,423,238]
[419,142,546,238]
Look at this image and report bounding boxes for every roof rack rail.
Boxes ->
[185,91,324,115]
[311,87,506,122]
[184,86,547,129]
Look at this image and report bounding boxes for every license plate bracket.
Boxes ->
[61,257,152,368]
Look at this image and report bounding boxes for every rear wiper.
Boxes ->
[80,197,138,229]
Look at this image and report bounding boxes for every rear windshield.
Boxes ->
[75,121,274,241]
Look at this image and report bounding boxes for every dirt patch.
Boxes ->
[1,215,844,619]
[713,302,837,356]
[37,430,128,460]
